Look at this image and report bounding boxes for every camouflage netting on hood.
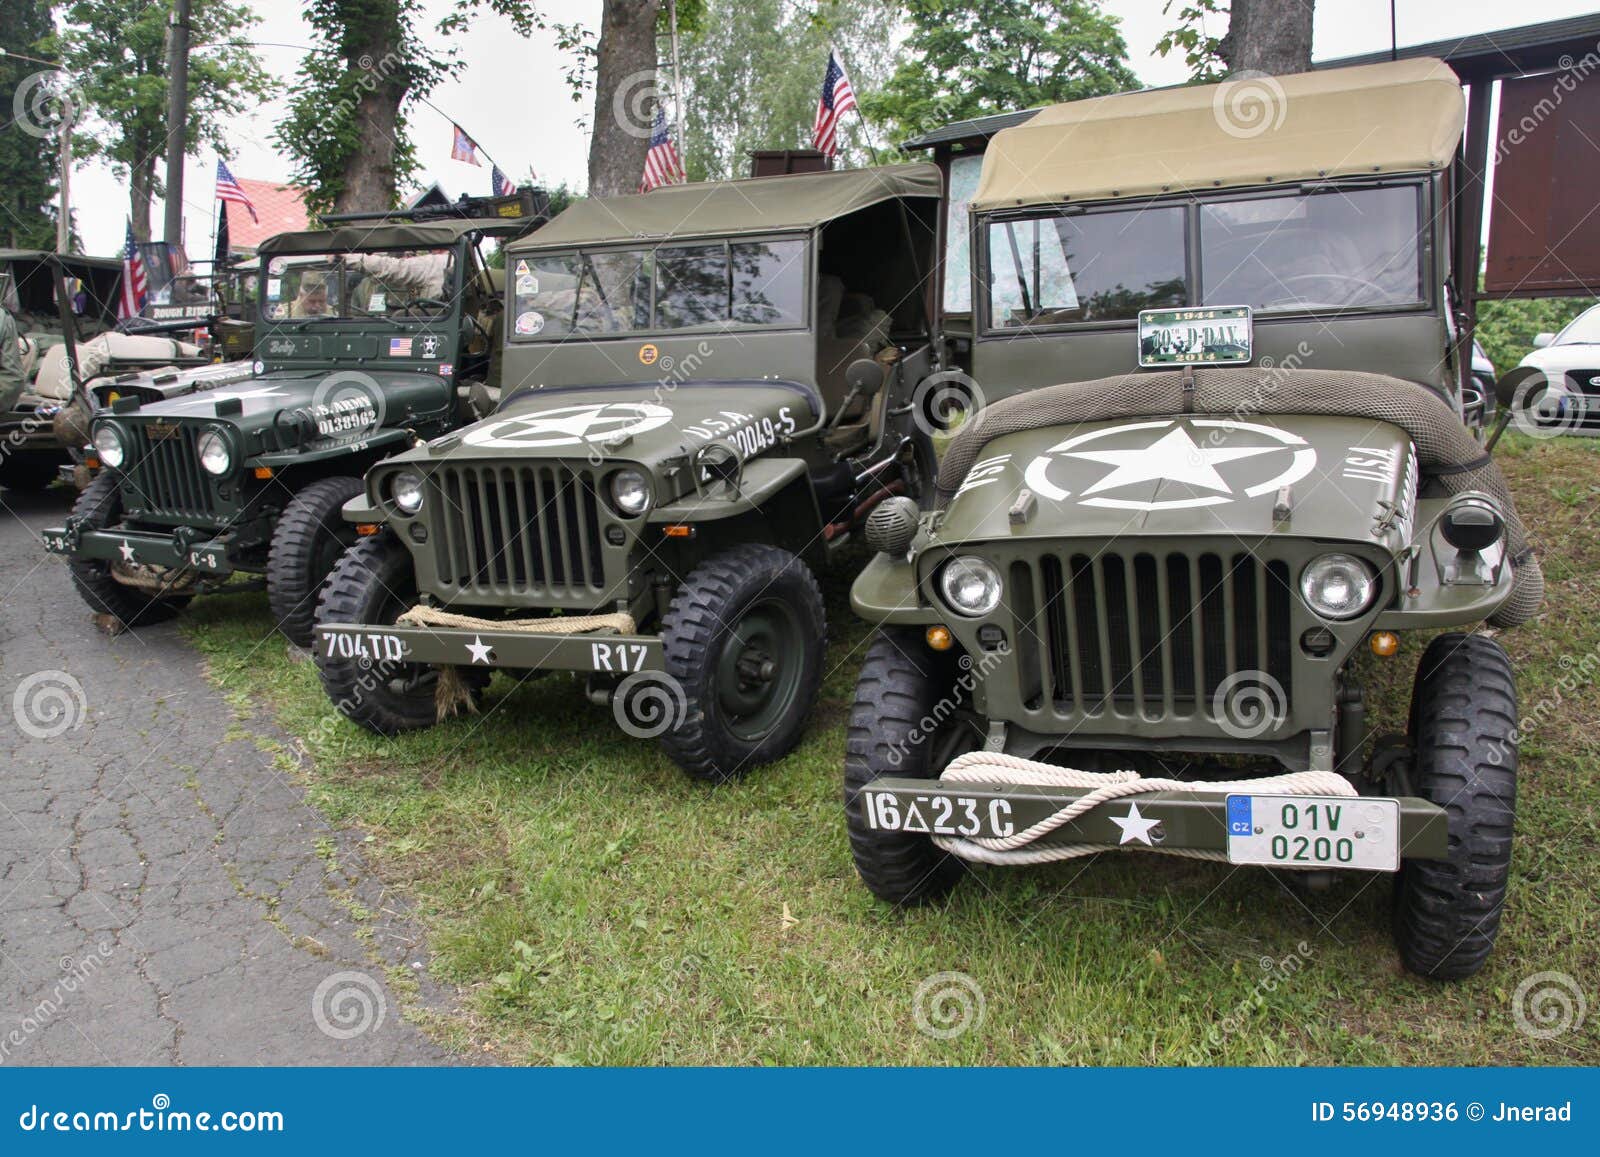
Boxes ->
[935,367,1542,629]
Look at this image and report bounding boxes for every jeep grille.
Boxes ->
[431,464,606,597]
[1015,550,1294,726]
[122,424,219,521]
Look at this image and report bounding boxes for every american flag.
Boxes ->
[118,220,148,320]
[811,50,858,159]
[639,105,685,192]
[215,159,258,223]
[492,164,512,197]
[451,124,481,166]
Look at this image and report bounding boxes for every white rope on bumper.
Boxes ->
[930,750,1358,866]
[397,605,636,635]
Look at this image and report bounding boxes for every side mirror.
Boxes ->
[845,357,886,396]
[1494,365,1546,412]
[1532,332,1555,349]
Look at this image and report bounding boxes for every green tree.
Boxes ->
[1,0,63,250]
[864,0,1139,147]
[53,0,269,242]
[275,1,550,216]
[676,0,897,182]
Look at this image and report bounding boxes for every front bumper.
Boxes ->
[41,523,238,575]
[856,776,1450,862]
[315,621,664,674]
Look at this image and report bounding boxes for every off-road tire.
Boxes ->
[844,629,973,906]
[268,476,365,647]
[0,453,60,492]
[314,532,486,735]
[1392,633,1518,980]
[658,544,825,783]
[65,472,191,626]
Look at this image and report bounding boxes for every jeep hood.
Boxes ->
[415,381,821,469]
[936,414,1416,553]
[119,368,452,442]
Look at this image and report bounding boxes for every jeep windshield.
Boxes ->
[261,248,457,322]
[508,236,806,340]
[986,183,1425,329]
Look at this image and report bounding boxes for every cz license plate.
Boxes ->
[1226,794,1399,872]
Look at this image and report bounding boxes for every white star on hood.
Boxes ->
[1067,425,1282,496]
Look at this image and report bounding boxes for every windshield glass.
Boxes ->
[985,183,1426,329]
[509,237,805,340]
[1555,304,1600,345]
[261,248,457,321]
[1201,186,1422,310]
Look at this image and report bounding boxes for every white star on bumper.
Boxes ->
[465,636,494,664]
[1111,802,1162,846]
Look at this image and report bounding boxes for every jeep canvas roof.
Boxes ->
[973,57,1465,210]
[257,216,537,256]
[508,163,944,250]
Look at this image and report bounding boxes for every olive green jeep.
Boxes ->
[43,203,544,645]
[843,60,1539,979]
[312,164,944,782]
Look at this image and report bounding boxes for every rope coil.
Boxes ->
[397,605,636,635]
[930,751,1357,866]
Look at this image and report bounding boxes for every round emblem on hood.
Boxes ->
[462,401,675,449]
[1022,418,1316,511]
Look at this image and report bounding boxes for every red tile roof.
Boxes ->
[227,177,311,250]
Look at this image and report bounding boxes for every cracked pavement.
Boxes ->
[0,487,453,1065]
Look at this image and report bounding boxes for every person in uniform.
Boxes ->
[0,273,26,415]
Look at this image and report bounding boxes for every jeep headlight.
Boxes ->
[939,556,1003,617]
[609,468,651,517]
[92,424,127,469]
[390,470,425,515]
[197,429,232,477]
[1300,553,1378,620]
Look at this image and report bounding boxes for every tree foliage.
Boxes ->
[53,0,269,241]
[1154,0,1228,82]
[864,0,1140,147]
[0,0,62,250]
[675,0,897,182]
[275,0,546,215]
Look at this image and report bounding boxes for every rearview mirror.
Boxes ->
[1494,365,1546,411]
[845,358,885,396]
[1532,332,1555,349]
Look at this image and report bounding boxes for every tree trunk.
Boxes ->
[1220,0,1314,76]
[587,0,662,198]
[334,34,410,214]
[129,153,157,243]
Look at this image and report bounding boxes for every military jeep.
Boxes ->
[312,164,943,782]
[844,60,1540,979]
[43,206,543,645]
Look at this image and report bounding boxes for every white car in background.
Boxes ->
[1510,301,1600,434]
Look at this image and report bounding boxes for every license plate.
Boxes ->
[1138,306,1253,367]
[185,543,228,572]
[41,530,71,554]
[1225,794,1399,872]
[859,790,1016,839]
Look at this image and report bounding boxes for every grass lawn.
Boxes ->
[184,433,1599,1065]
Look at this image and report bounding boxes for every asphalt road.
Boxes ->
[0,485,451,1065]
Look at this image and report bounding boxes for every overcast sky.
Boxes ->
[66,0,1600,257]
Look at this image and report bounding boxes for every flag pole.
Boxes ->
[208,158,219,270]
[668,0,686,168]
